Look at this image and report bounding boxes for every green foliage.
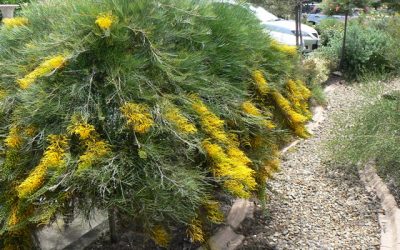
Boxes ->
[328,80,400,183]
[316,18,343,46]
[302,54,330,105]
[322,0,371,15]
[382,0,400,11]
[318,19,397,79]
[0,0,29,4]
[0,0,311,247]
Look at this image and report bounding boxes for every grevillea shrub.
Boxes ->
[0,0,312,248]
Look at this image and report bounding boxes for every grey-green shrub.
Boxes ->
[319,21,394,79]
[316,18,343,46]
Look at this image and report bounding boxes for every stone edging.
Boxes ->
[360,164,400,249]
[63,221,109,250]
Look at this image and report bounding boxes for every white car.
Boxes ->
[250,5,320,52]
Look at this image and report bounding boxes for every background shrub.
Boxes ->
[315,18,344,46]
[318,20,396,79]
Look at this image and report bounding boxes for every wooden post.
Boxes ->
[295,4,299,47]
[299,1,304,48]
[340,6,350,70]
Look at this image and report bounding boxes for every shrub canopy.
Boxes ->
[0,0,312,247]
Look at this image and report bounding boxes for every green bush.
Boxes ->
[0,0,312,247]
[316,18,343,46]
[319,21,394,79]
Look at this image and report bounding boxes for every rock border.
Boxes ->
[63,221,109,250]
[360,164,400,249]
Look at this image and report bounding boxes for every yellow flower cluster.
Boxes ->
[271,90,307,124]
[95,12,116,30]
[24,126,37,137]
[165,106,197,134]
[252,70,269,95]
[151,225,171,247]
[67,116,111,174]
[42,135,69,168]
[241,101,261,116]
[259,158,280,182]
[187,218,205,243]
[67,116,96,140]
[120,102,154,134]
[202,140,256,198]
[4,126,23,149]
[2,17,28,28]
[286,80,312,119]
[204,200,224,224]
[77,139,111,173]
[192,98,229,143]
[16,135,69,199]
[271,41,297,57]
[7,204,19,227]
[271,90,310,138]
[241,101,276,129]
[18,55,66,89]
[0,88,6,100]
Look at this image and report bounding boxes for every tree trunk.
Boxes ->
[295,4,299,47]
[339,8,349,70]
[299,1,303,48]
[108,207,118,243]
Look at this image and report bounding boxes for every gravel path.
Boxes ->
[239,80,397,249]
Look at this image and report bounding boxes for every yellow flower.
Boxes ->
[0,89,7,100]
[77,139,111,173]
[42,135,69,168]
[286,79,312,120]
[5,126,23,149]
[95,12,115,30]
[258,157,281,183]
[242,101,261,116]
[16,135,69,199]
[296,80,312,99]
[7,204,19,227]
[223,180,249,198]
[242,101,276,129]
[252,70,269,95]
[16,163,47,199]
[18,55,67,89]
[271,90,307,124]
[204,200,224,224]
[24,125,37,137]
[120,102,154,134]
[67,116,96,140]
[271,41,297,56]
[151,226,171,247]
[165,106,197,134]
[2,17,28,28]
[293,123,310,139]
[202,140,256,198]
[187,218,205,243]
[192,98,229,143]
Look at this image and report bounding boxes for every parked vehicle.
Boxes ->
[306,6,360,25]
[250,5,320,52]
